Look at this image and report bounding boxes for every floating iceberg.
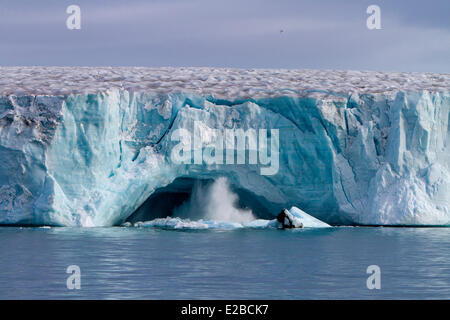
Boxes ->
[0,67,448,227]
[125,206,330,230]
[288,207,331,228]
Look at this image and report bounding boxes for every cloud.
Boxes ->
[0,0,448,72]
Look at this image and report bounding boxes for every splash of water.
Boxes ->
[173,177,256,223]
[123,180,331,230]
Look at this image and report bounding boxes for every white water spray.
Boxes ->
[173,177,256,223]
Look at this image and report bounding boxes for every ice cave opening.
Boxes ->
[125,177,274,224]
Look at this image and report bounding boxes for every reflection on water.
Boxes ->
[0,226,450,299]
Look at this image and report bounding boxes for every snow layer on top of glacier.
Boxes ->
[0,67,448,98]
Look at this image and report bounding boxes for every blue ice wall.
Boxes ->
[0,90,448,226]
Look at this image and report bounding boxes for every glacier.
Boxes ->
[0,67,449,227]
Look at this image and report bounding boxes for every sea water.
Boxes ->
[0,225,450,299]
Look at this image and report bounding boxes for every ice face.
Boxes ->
[0,68,448,226]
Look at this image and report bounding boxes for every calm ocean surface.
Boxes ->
[1,226,449,299]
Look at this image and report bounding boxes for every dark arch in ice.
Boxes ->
[125,177,274,224]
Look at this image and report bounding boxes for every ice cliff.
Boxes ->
[0,67,448,226]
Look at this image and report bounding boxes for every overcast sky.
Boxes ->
[0,0,448,72]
